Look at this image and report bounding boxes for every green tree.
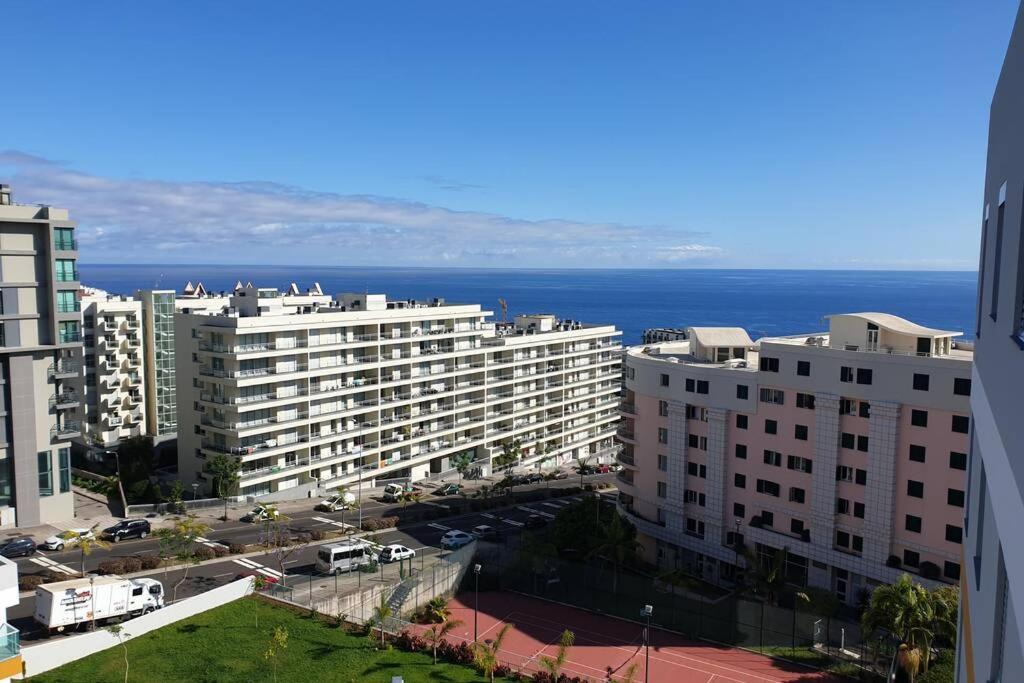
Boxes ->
[587,512,641,592]
[573,454,593,489]
[106,623,130,683]
[451,451,475,484]
[116,435,155,497]
[861,574,955,675]
[473,622,513,682]
[166,480,186,514]
[264,625,289,683]
[372,593,393,649]
[550,495,604,555]
[426,596,450,623]
[539,629,575,679]
[423,617,463,664]
[518,531,558,592]
[155,515,211,601]
[205,454,241,521]
[740,545,789,604]
[494,440,521,477]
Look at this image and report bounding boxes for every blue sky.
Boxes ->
[0,1,1018,269]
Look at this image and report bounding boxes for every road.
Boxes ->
[11,473,618,641]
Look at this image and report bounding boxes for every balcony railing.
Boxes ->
[51,421,81,439]
[49,392,80,409]
[54,238,77,251]
[59,330,81,344]
[57,300,81,313]
[55,269,80,283]
[0,622,21,661]
[48,360,81,378]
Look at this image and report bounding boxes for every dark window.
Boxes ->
[797,360,810,377]
[839,399,854,415]
[789,487,805,504]
[948,488,965,507]
[660,374,670,387]
[949,451,967,470]
[855,469,867,486]
[759,357,780,372]
[760,510,774,527]
[763,450,781,466]
[903,549,920,568]
[907,480,924,498]
[840,432,855,449]
[840,366,853,383]
[856,435,869,452]
[836,531,850,548]
[794,424,808,441]
[756,479,780,497]
[685,378,695,392]
[696,380,709,394]
[990,193,1006,321]
[734,473,746,489]
[735,444,747,459]
[736,384,749,400]
[856,368,873,385]
[688,434,698,448]
[944,561,961,581]
[736,414,748,429]
[733,502,745,518]
[911,409,928,427]
[909,445,926,463]
[836,498,850,514]
[796,392,815,409]
[853,502,865,518]
[764,419,777,435]
[905,515,922,533]
[913,373,930,391]
[946,525,963,544]
[954,378,972,397]
[858,401,871,418]
[952,415,970,434]
[687,462,698,476]
[790,519,805,535]
[852,535,863,552]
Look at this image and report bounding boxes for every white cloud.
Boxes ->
[0,151,723,267]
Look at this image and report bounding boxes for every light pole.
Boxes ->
[356,447,364,530]
[90,576,96,632]
[733,518,742,582]
[641,604,653,683]
[473,564,482,643]
[191,482,199,501]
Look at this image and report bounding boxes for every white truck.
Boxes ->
[34,575,164,634]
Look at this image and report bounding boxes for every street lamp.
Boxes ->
[733,518,743,581]
[473,564,482,642]
[192,482,199,501]
[641,604,653,683]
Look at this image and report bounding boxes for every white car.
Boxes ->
[316,492,356,512]
[241,505,279,523]
[41,528,95,551]
[471,525,500,541]
[379,544,416,563]
[440,530,474,550]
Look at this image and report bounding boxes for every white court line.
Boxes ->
[312,516,353,529]
[427,522,451,531]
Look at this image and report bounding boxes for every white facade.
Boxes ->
[176,288,621,498]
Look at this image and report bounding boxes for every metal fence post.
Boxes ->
[759,600,765,653]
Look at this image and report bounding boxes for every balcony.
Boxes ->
[57,300,81,313]
[48,360,81,378]
[0,622,21,664]
[49,392,80,409]
[55,269,80,283]
[54,237,77,251]
[617,450,635,467]
[108,415,123,427]
[51,421,81,440]
[241,458,312,480]
[619,402,637,416]
[616,471,635,488]
[616,427,636,442]
[59,330,81,344]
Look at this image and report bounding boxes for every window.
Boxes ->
[688,434,698,448]
[759,388,784,405]
[907,480,924,498]
[763,450,781,467]
[656,481,667,498]
[990,184,1006,321]
[756,479,780,497]
[787,455,812,473]
[658,400,669,417]
[38,451,53,496]
[906,515,922,533]
[764,419,777,435]
[858,401,871,418]
[734,502,745,518]
[953,378,972,396]
[794,424,808,441]
[853,502,865,518]
[835,530,850,548]
[57,290,78,314]
[685,517,705,538]
[911,409,928,427]
[978,203,990,337]
[952,415,970,434]
[54,227,75,250]
[657,454,668,471]
[658,428,668,444]
[856,435,869,452]
[913,373,930,391]
[836,498,850,514]
[852,535,863,553]
[55,259,77,282]
[759,510,774,527]
[760,357,780,372]
[855,469,867,485]
[58,448,70,494]
[836,466,854,482]
[840,432,855,449]
[797,360,810,377]
[946,525,963,544]
[736,414,748,429]
[856,368,873,385]
[903,549,920,568]
[59,321,79,344]
[660,374,669,387]
[736,384,749,400]
[735,444,747,459]
[791,519,805,535]
[734,473,746,489]
[685,378,695,392]
[657,508,667,525]
[944,561,961,581]
[949,451,967,470]
[839,398,855,415]
[796,393,815,409]
[840,366,853,383]
[685,405,698,420]
[909,445,926,463]
[948,488,965,507]
[789,487,805,504]
[696,380,709,394]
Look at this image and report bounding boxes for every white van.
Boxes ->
[315,540,373,574]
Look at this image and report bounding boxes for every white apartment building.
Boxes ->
[74,289,146,447]
[176,287,621,499]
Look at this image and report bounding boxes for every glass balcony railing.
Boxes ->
[0,622,20,660]
[55,269,80,283]
[59,330,81,344]
[57,300,81,313]
[54,238,77,251]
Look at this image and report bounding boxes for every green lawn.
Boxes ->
[33,597,485,683]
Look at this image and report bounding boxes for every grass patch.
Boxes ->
[759,646,881,680]
[32,597,486,682]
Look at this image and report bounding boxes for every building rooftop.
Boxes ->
[826,312,962,339]
[688,327,754,349]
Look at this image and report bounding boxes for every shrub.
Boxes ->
[19,575,47,591]
[213,545,229,558]
[359,561,379,574]
[361,516,399,531]
[228,543,247,555]
[139,555,162,570]
[121,557,143,573]
[97,559,126,575]
[918,649,955,683]
[193,546,216,561]
[310,529,326,541]
[296,533,312,544]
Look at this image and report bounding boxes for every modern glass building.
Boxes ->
[137,290,178,437]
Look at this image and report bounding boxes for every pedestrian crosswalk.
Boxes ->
[312,516,357,531]
[31,555,77,576]
[517,505,555,519]
[482,512,524,527]
[196,536,228,550]
[233,557,286,580]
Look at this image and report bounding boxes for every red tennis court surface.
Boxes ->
[435,591,843,682]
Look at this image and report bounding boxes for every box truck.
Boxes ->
[34,575,164,633]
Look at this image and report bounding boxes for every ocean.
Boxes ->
[79,265,979,345]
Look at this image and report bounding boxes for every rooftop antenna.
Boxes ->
[498,298,508,323]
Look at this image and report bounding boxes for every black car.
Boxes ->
[103,519,152,542]
[524,514,548,529]
[0,537,36,558]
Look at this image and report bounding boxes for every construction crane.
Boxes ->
[498,298,508,323]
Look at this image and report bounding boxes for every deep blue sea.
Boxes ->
[79,265,979,345]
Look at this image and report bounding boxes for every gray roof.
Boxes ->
[687,327,754,348]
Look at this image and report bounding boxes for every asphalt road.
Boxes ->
[11,473,617,641]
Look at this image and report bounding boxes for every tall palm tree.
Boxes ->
[74,526,111,577]
[372,593,393,649]
[740,545,789,604]
[587,513,641,592]
[423,618,463,664]
[861,574,940,676]
[473,623,513,683]
[897,643,922,683]
[539,629,575,679]
[573,454,593,489]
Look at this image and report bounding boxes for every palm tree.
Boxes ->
[473,622,513,682]
[154,515,211,601]
[426,596,450,623]
[74,526,111,577]
[573,454,593,489]
[106,624,130,683]
[897,643,922,683]
[740,545,789,604]
[372,593,392,648]
[587,513,641,592]
[539,629,575,679]
[861,574,940,677]
[423,618,463,664]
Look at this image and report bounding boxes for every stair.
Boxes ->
[386,576,421,614]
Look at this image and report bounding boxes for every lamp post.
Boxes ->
[733,518,742,581]
[473,564,482,643]
[641,604,653,683]
[90,576,96,632]
[191,482,199,501]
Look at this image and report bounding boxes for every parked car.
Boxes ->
[102,519,151,543]
[440,530,474,550]
[435,483,461,496]
[525,472,545,484]
[235,572,279,589]
[524,515,548,530]
[381,483,421,503]
[241,505,279,523]
[553,471,569,480]
[471,525,500,541]
[316,492,356,512]
[595,464,612,474]
[40,528,95,551]
[379,544,416,563]
[0,537,36,558]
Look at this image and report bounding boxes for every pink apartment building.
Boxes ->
[618,312,972,604]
